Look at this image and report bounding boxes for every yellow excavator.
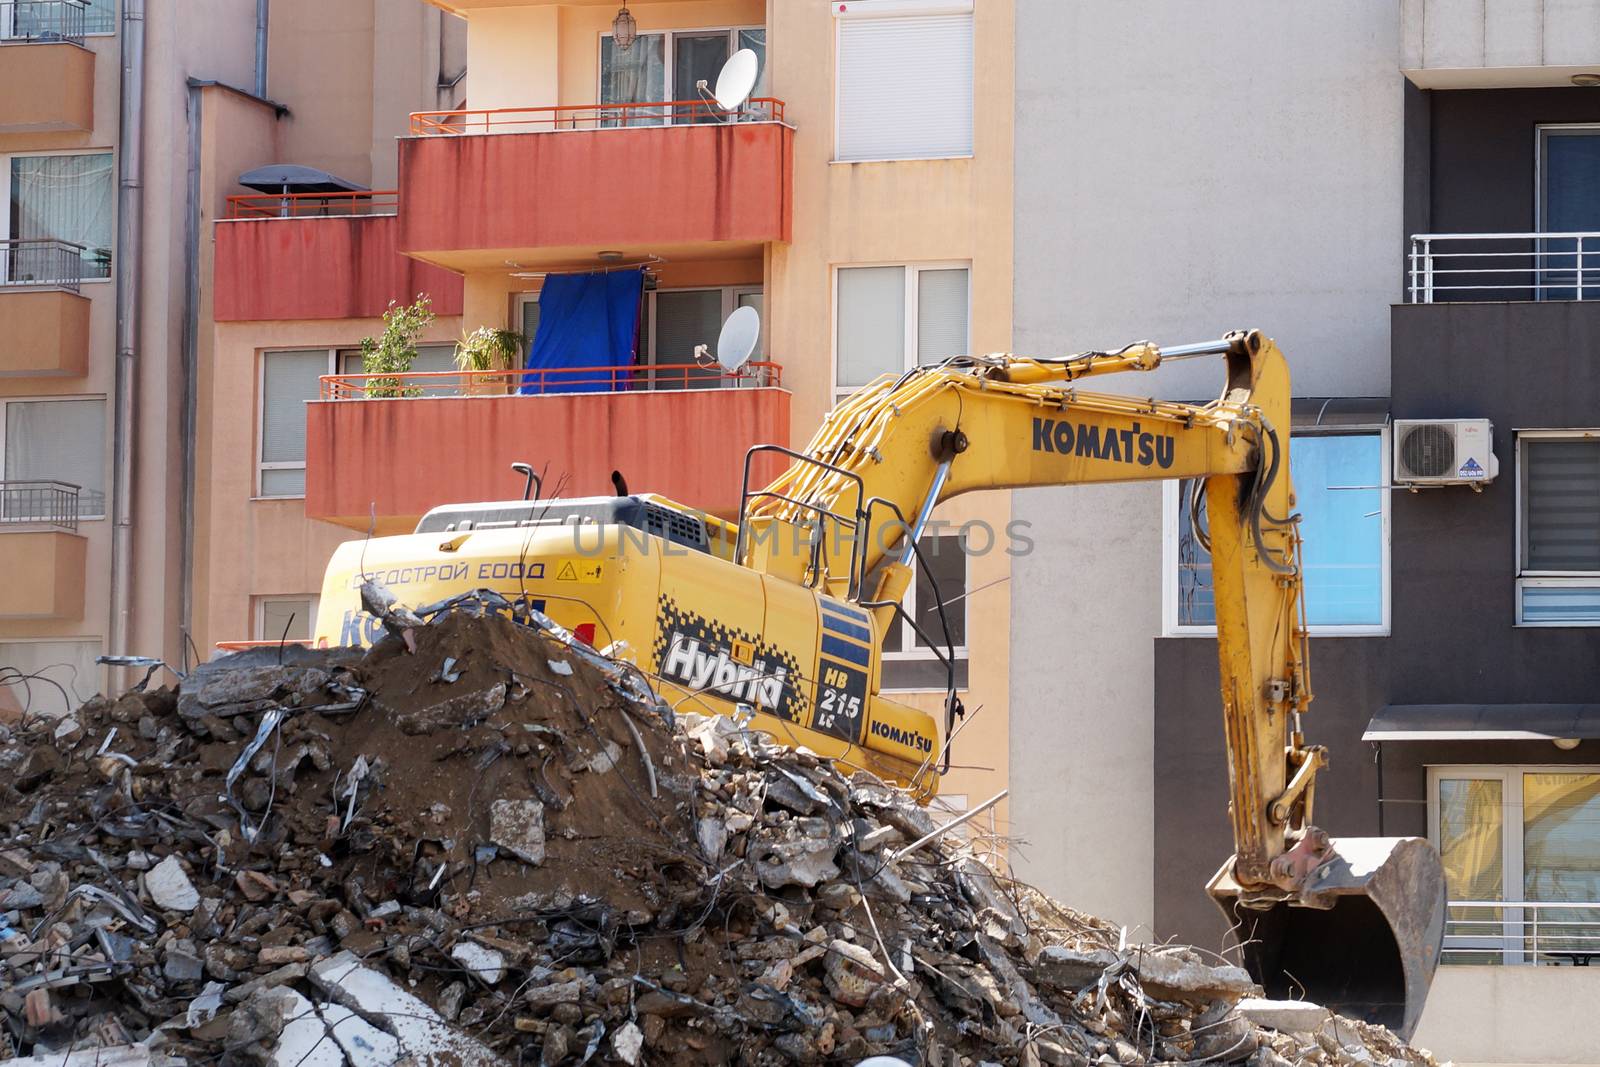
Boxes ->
[312,329,1445,1037]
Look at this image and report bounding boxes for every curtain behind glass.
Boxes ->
[10,154,114,278]
[4,399,105,517]
[601,34,665,127]
[1439,777,1505,958]
[737,29,768,101]
[673,32,729,124]
[1524,772,1600,959]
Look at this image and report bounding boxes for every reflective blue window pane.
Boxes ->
[1177,434,1384,628]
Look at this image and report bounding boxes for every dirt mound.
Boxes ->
[0,607,1441,1067]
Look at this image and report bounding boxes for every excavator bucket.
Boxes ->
[1208,837,1447,1040]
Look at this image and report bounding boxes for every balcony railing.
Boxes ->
[0,238,84,291]
[320,362,784,400]
[225,190,401,219]
[1409,232,1600,303]
[0,0,88,44]
[409,98,787,136]
[0,480,78,530]
[1444,900,1600,965]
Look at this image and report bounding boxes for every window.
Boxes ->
[0,639,101,720]
[1,0,115,38]
[1166,431,1388,634]
[1,398,105,518]
[1517,431,1600,624]
[834,264,969,401]
[1431,766,1600,964]
[256,596,318,643]
[515,293,540,353]
[835,3,973,162]
[648,286,764,388]
[260,345,457,497]
[880,532,969,692]
[1536,127,1600,299]
[3,152,114,280]
[600,26,766,126]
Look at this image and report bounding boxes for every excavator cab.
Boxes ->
[1209,837,1447,1039]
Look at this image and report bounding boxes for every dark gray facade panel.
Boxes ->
[1429,87,1600,234]
[1153,637,1390,950]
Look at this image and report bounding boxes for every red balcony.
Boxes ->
[304,366,790,533]
[397,101,794,271]
[214,205,464,322]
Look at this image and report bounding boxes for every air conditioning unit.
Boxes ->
[1393,418,1498,488]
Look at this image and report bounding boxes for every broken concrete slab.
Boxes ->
[1130,949,1258,1002]
[6,1046,150,1067]
[311,951,506,1067]
[144,855,200,912]
[1239,997,1333,1034]
[451,940,507,986]
[488,798,545,865]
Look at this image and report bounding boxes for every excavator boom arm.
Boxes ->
[747,330,1444,1036]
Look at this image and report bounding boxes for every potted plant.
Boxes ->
[359,295,435,398]
[455,325,526,395]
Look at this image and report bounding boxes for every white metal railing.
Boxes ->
[1444,900,1600,965]
[1409,232,1600,303]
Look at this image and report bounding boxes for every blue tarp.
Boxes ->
[519,268,644,394]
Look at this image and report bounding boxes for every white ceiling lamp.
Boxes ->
[612,5,638,52]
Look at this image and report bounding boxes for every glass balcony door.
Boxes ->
[1537,126,1600,300]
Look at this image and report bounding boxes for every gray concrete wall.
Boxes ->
[1009,0,1406,937]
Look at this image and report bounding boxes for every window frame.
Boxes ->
[596,24,765,119]
[256,347,336,500]
[881,530,970,664]
[0,394,108,520]
[254,594,320,642]
[1161,425,1392,638]
[0,0,117,40]
[832,1,976,165]
[1535,123,1600,235]
[1514,429,1600,627]
[647,284,763,373]
[830,261,971,402]
[0,148,117,284]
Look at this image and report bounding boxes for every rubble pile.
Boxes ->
[0,604,1440,1067]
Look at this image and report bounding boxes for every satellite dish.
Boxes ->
[713,48,759,112]
[715,305,761,373]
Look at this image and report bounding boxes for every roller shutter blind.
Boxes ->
[836,13,974,162]
[1523,437,1600,571]
[916,267,968,363]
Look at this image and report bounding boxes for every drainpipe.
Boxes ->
[179,82,201,671]
[109,0,144,668]
[254,0,268,98]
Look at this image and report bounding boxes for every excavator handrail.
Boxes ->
[734,443,866,594]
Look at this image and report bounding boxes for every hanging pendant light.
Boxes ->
[612,5,638,52]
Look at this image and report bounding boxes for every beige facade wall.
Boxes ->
[199,315,462,648]
[1412,965,1600,1066]
[764,0,1016,821]
[437,0,1015,819]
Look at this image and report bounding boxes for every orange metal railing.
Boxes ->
[225,190,401,219]
[409,98,787,136]
[319,362,784,400]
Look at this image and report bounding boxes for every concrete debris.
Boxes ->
[0,605,1439,1067]
[1238,998,1334,1034]
[145,854,200,912]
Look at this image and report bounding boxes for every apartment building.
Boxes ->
[0,0,464,718]
[1010,2,1600,1063]
[201,0,1015,819]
